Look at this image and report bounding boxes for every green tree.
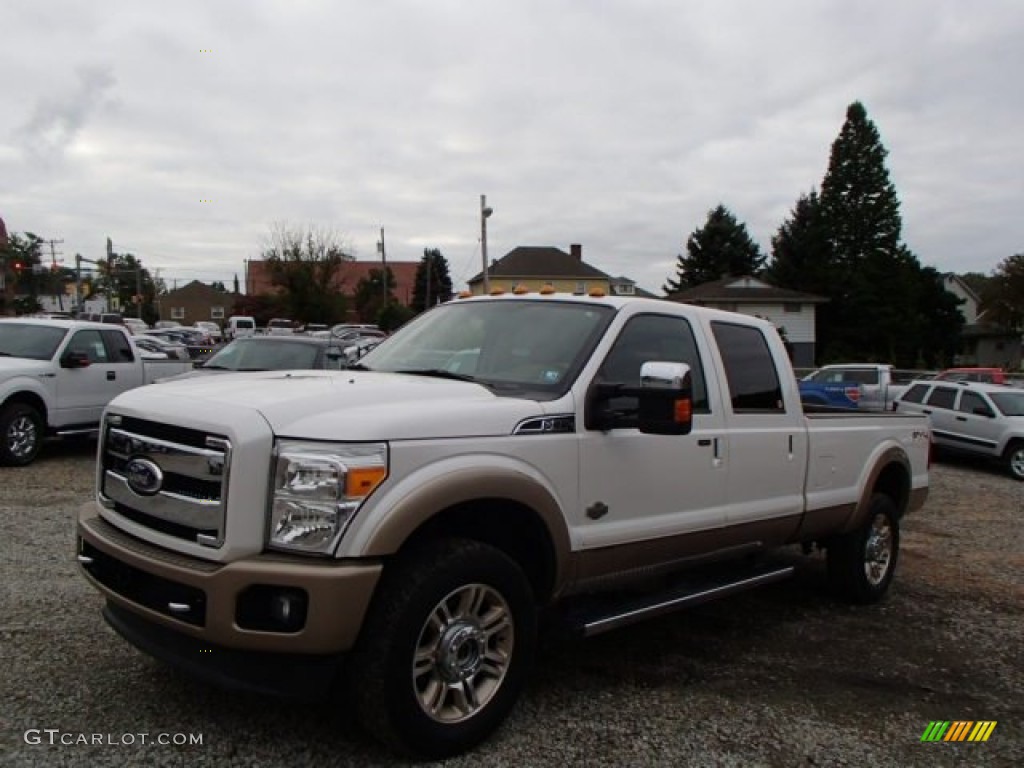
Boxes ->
[411,248,453,313]
[663,204,764,293]
[92,252,162,324]
[354,267,396,323]
[263,223,353,323]
[981,253,1024,331]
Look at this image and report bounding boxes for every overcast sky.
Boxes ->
[3,0,1022,295]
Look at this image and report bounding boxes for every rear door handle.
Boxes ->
[922,409,932,414]
[106,371,116,381]
[955,416,967,422]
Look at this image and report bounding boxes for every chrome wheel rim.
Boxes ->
[1009,448,1024,479]
[413,583,514,724]
[864,513,893,587]
[7,415,38,460]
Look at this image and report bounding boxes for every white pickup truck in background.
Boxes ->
[0,318,193,465]
[78,294,930,758]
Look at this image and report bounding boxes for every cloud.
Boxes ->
[18,65,117,160]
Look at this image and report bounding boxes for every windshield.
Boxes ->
[358,299,614,398]
[990,392,1024,417]
[201,339,328,370]
[0,323,69,361]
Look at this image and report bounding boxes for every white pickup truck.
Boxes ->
[0,318,193,465]
[77,294,930,758]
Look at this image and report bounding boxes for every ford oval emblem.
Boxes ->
[125,457,164,496]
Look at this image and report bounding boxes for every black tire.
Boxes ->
[349,538,537,759]
[1004,440,1024,481]
[0,402,44,467]
[827,493,900,604]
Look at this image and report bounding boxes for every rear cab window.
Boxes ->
[710,322,785,413]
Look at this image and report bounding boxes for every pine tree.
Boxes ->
[765,190,831,293]
[411,248,453,313]
[663,204,764,293]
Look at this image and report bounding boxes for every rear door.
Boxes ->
[706,320,807,541]
[921,385,959,450]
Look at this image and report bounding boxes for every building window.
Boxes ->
[211,306,225,319]
[171,307,184,320]
[613,284,635,295]
[783,303,802,313]
[575,281,587,294]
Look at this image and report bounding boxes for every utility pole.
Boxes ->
[135,265,143,319]
[480,195,493,294]
[45,239,64,310]
[106,237,115,311]
[378,227,387,309]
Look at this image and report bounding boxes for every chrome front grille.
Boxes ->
[100,415,231,548]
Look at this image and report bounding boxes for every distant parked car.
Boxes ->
[894,379,1024,480]
[225,316,256,341]
[193,321,223,343]
[158,335,348,381]
[933,367,1008,385]
[154,321,182,329]
[266,318,296,336]
[131,335,190,362]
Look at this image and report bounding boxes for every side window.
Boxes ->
[597,314,710,418]
[66,330,109,363]
[958,391,993,416]
[711,321,784,412]
[848,369,880,385]
[101,330,135,363]
[925,387,957,410]
[901,383,930,404]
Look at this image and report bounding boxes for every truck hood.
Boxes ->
[0,357,52,378]
[113,370,547,440]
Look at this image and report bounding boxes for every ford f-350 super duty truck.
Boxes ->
[77,293,930,758]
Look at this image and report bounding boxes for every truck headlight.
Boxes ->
[268,441,388,554]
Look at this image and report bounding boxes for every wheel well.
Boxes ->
[873,462,910,517]
[2,392,48,423]
[398,499,557,603]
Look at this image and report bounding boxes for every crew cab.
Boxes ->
[894,379,1024,480]
[0,318,192,465]
[800,363,912,411]
[76,294,929,758]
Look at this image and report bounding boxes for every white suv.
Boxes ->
[895,380,1024,480]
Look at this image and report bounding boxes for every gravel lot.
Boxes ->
[2,440,1022,767]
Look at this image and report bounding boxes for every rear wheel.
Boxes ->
[827,493,900,604]
[349,538,536,759]
[0,403,44,466]
[1005,441,1024,481]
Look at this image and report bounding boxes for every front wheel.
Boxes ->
[1004,441,1024,481]
[348,539,537,759]
[827,493,900,604]
[0,402,44,466]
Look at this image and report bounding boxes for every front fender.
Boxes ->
[0,375,55,418]
[343,457,573,592]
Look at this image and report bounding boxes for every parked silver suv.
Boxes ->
[895,380,1024,480]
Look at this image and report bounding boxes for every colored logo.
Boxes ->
[125,457,164,496]
[920,721,997,742]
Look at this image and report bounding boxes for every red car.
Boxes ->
[933,367,1007,384]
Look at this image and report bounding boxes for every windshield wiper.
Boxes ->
[346,362,372,371]
[199,364,232,370]
[395,368,478,383]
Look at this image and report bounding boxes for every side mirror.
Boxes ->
[60,351,91,369]
[637,362,693,435]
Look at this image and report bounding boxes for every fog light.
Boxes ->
[236,585,308,632]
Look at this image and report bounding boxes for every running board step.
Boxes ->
[571,564,795,637]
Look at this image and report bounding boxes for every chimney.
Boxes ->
[570,243,582,261]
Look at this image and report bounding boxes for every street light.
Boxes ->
[480,195,493,294]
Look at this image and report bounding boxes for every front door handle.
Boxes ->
[106,371,116,381]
